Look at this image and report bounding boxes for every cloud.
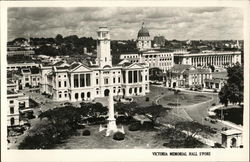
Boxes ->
[7,7,243,41]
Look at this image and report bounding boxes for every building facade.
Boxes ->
[7,80,29,126]
[40,27,150,102]
[174,51,241,67]
[136,23,151,51]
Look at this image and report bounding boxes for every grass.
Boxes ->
[54,125,164,149]
[158,93,211,108]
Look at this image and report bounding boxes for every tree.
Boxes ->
[136,104,167,125]
[55,34,63,44]
[219,63,243,106]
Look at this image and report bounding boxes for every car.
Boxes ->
[204,117,210,121]
[210,119,218,124]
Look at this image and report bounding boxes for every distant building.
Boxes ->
[204,68,228,91]
[119,23,174,73]
[7,80,29,127]
[136,22,151,51]
[174,51,241,67]
[166,64,212,88]
[7,62,39,71]
[21,67,41,88]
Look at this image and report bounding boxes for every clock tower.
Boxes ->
[96,27,112,68]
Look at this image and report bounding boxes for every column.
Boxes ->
[125,71,128,84]
[132,70,134,83]
[71,74,74,88]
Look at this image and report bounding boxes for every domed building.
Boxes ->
[136,22,152,51]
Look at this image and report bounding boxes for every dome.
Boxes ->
[137,23,150,37]
[138,27,150,37]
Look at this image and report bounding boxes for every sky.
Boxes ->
[8,7,243,41]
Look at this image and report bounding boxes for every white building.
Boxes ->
[136,22,151,51]
[119,23,174,73]
[40,27,150,102]
[7,79,29,126]
[174,51,241,67]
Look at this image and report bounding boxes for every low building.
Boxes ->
[166,65,212,89]
[204,68,228,91]
[221,129,243,148]
[21,67,41,88]
[7,80,29,127]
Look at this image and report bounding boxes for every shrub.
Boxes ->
[128,122,141,131]
[82,130,91,136]
[141,121,154,130]
[113,132,125,141]
[211,103,216,106]
[145,97,149,102]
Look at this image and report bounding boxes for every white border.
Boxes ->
[1,1,249,162]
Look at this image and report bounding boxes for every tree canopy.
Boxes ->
[219,63,243,106]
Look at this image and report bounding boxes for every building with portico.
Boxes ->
[40,27,150,102]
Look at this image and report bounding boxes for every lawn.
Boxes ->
[54,124,208,149]
[158,92,211,108]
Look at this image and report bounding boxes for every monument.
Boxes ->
[99,90,124,136]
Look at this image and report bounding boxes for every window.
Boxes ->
[87,92,91,98]
[128,71,133,83]
[64,75,66,78]
[65,93,67,98]
[96,73,99,76]
[37,78,40,81]
[80,74,85,87]
[64,81,67,87]
[86,74,91,86]
[113,77,116,83]
[25,77,29,81]
[9,100,14,104]
[139,87,142,93]
[74,74,79,88]
[129,88,132,94]
[33,78,36,81]
[75,93,79,100]
[58,81,61,88]
[145,75,148,81]
[10,107,14,114]
[96,79,99,85]
[104,78,109,84]
[118,77,120,83]
[58,75,61,78]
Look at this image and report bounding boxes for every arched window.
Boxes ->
[129,88,132,94]
[75,93,79,100]
[139,87,142,93]
[87,92,91,98]
[10,117,15,126]
[81,92,85,99]
[134,87,137,93]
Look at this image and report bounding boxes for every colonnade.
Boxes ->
[190,55,235,67]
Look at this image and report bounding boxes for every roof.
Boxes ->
[138,24,150,37]
[53,61,65,66]
[212,71,228,79]
[7,79,15,85]
[170,64,192,73]
[189,67,211,74]
[30,67,40,74]
[7,90,17,95]
[68,62,81,70]
[221,129,242,136]
[56,66,69,70]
